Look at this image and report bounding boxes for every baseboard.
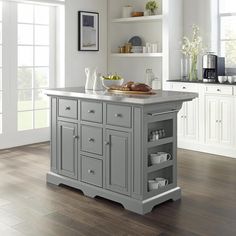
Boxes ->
[178,140,236,159]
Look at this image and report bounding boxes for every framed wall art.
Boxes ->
[78,11,99,51]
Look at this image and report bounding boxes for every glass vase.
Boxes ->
[181,56,189,81]
[189,55,198,81]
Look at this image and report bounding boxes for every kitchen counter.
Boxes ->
[167,79,236,86]
[45,87,197,214]
[45,87,198,105]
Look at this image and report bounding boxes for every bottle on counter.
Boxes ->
[146,69,154,87]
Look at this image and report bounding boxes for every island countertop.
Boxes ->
[45,87,198,105]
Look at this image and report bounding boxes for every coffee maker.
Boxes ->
[202,53,225,83]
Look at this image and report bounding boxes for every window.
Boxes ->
[17,3,50,131]
[219,0,236,69]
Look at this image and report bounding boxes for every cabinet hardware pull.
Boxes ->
[217,89,221,92]
[105,142,110,145]
[115,113,122,118]
[148,109,179,116]
[219,120,222,123]
[182,87,186,89]
[181,115,184,118]
[73,135,79,139]
[88,169,95,174]
[65,106,71,110]
[88,138,95,142]
[88,110,95,114]
[216,120,219,123]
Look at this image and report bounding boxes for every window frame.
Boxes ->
[218,0,236,72]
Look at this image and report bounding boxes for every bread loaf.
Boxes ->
[130,83,152,92]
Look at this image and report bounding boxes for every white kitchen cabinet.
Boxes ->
[205,95,233,146]
[166,82,236,158]
[178,99,199,141]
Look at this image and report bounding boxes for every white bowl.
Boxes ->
[101,78,124,89]
[218,76,228,84]
[228,76,236,84]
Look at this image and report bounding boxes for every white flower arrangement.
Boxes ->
[182,24,203,57]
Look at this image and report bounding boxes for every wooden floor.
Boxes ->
[0,143,236,236]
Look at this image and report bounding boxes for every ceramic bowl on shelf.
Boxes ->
[101,77,124,89]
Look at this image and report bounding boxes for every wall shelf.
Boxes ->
[111,53,163,58]
[112,15,163,23]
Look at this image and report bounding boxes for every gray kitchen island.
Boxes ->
[45,87,197,214]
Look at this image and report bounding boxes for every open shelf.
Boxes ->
[111,53,163,58]
[147,160,174,173]
[147,137,173,148]
[112,15,163,23]
[146,183,175,198]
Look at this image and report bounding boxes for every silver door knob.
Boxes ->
[65,106,71,110]
[88,169,95,174]
[73,135,79,139]
[88,110,95,114]
[104,141,110,146]
[88,138,95,142]
[115,113,122,118]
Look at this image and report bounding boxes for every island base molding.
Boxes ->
[47,172,181,215]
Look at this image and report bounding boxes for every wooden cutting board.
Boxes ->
[108,89,156,95]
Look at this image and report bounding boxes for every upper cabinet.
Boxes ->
[108,0,183,84]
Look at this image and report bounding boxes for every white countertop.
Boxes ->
[45,87,198,105]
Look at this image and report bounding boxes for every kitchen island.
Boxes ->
[45,87,197,214]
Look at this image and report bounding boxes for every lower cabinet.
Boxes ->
[105,129,131,196]
[57,121,79,179]
[205,95,233,146]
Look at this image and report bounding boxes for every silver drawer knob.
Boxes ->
[65,106,71,110]
[88,138,95,142]
[73,135,79,139]
[88,169,95,174]
[115,113,122,118]
[88,110,95,114]
[105,141,110,146]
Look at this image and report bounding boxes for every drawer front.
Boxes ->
[205,85,233,95]
[81,125,103,155]
[81,156,102,187]
[58,99,78,119]
[81,101,103,123]
[106,104,132,128]
[172,83,199,92]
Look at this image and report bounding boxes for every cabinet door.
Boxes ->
[105,130,131,196]
[205,96,219,144]
[185,98,198,140]
[218,97,233,146]
[58,121,78,179]
[177,103,185,137]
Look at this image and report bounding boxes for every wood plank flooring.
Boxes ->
[0,143,236,236]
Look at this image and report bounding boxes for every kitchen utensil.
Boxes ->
[122,6,132,18]
[155,178,169,187]
[218,76,228,84]
[102,78,124,89]
[85,67,96,90]
[128,36,142,46]
[131,12,144,17]
[148,180,160,191]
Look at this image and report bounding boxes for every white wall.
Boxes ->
[65,0,107,87]
[183,0,217,53]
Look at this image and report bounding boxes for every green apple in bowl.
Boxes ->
[101,74,124,89]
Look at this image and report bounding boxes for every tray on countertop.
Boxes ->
[107,89,156,95]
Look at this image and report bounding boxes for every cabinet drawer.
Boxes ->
[172,83,199,92]
[81,125,103,155]
[81,101,103,123]
[106,104,132,128]
[205,85,233,95]
[58,99,78,119]
[81,156,102,187]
